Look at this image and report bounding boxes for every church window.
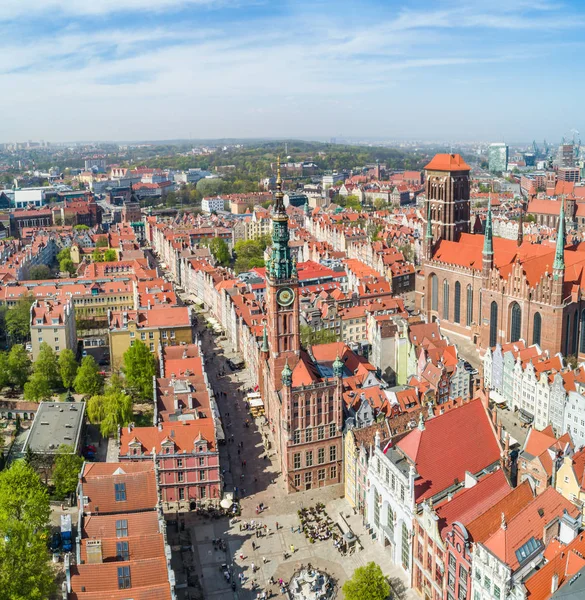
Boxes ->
[402,523,410,569]
[580,310,585,353]
[443,280,450,320]
[510,302,521,343]
[565,317,571,356]
[430,274,438,311]
[572,312,579,355]
[489,302,498,347]
[532,312,541,346]
[466,285,473,326]
[454,282,461,324]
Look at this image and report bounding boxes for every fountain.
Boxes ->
[288,566,336,600]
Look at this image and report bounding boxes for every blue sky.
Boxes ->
[0,0,584,143]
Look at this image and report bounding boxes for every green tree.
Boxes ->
[28,264,52,280]
[103,248,117,261]
[7,344,32,389]
[87,391,133,438]
[32,342,60,390]
[5,295,34,343]
[208,237,230,266]
[0,352,9,390]
[373,197,387,211]
[233,236,269,273]
[74,355,103,397]
[60,258,76,275]
[24,373,53,401]
[91,248,104,262]
[59,349,78,390]
[342,562,390,600]
[300,325,339,348]
[73,224,89,230]
[344,195,362,210]
[0,461,55,600]
[122,341,157,401]
[57,247,71,263]
[398,243,415,263]
[52,445,84,499]
[95,237,109,248]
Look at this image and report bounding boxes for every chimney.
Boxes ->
[551,573,559,595]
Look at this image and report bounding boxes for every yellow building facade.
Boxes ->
[108,310,193,371]
[555,453,585,524]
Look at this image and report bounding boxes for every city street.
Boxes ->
[170,310,417,600]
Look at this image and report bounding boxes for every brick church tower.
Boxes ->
[423,153,471,247]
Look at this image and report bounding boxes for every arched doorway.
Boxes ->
[510,302,521,343]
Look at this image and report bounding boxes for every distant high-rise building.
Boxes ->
[524,152,536,167]
[488,143,509,173]
[556,143,575,168]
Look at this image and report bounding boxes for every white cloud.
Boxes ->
[0,0,220,19]
[0,0,582,140]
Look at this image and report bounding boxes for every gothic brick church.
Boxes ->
[415,153,585,359]
[258,164,345,493]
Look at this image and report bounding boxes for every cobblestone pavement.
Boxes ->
[174,311,418,600]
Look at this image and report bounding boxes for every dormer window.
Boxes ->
[115,483,126,502]
[36,319,42,325]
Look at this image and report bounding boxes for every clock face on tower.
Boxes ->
[277,287,295,307]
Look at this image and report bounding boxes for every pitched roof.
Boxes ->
[435,469,511,539]
[80,463,158,515]
[465,481,534,543]
[483,488,580,571]
[394,399,501,502]
[524,533,585,600]
[424,153,471,172]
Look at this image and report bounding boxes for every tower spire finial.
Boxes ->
[483,194,494,257]
[553,197,566,272]
[274,155,285,213]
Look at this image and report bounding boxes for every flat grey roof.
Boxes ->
[25,402,85,454]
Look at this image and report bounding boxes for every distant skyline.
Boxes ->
[1,0,584,143]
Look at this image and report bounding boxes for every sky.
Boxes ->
[1,0,584,143]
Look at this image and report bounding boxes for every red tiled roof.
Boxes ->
[81,463,158,515]
[395,399,501,502]
[70,558,171,598]
[483,487,580,571]
[436,469,511,539]
[119,420,217,455]
[465,481,534,543]
[425,153,470,172]
[524,533,585,600]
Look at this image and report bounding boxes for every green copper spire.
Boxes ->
[483,195,494,257]
[333,353,344,378]
[282,359,292,387]
[261,323,269,353]
[425,200,432,240]
[553,197,566,272]
[269,156,295,281]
